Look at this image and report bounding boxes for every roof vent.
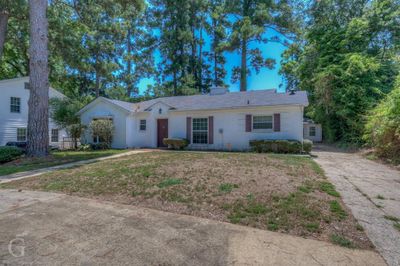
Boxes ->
[210,86,228,95]
[289,89,296,95]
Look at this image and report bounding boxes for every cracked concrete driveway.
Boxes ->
[0,190,385,265]
[313,145,400,266]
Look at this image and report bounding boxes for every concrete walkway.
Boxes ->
[0,189,385,265]
[313,145,400,266]
[0,149,152,184]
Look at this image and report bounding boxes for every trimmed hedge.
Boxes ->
[163,138,189,150]
[90,143,111,150]
[0,146,24,163]
[249,139,313,154]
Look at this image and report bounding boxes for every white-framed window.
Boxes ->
[139,119,146,131]
[10,97,21,113]
[253,115,273,130]
[309,126,316,137]
[51,129,59,142]
[17,128,27,142]
[192,118,208,144]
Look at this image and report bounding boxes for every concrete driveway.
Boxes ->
[313,145,400,266]
[0,190,384,265]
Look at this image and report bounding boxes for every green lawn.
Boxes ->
[0,149,127,176]
[0,151,373,249]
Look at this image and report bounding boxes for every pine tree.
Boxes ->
[223,0,297,91]
[27,0,50,157]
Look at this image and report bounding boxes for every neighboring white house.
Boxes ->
[0,77,68,147]
[78,87,309,150]
[303,119,322,142]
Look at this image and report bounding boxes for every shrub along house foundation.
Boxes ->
[77,87,309,150]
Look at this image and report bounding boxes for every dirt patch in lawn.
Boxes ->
[0,151,373,249]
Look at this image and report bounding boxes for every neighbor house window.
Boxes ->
[51,129,59,142]
[10,97,21,113]
[309,126,316,137]
[139,120,146,131]
[253,115,273,130]
[192,118,208,144]
[17,128,27,142]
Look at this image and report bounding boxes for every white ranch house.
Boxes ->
[0,77,68,147]
[78,87,310,150]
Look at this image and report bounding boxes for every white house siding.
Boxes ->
[125,104,304,151]
[0,77,67,147]
[170,106,303,151]
[80,100,128,148]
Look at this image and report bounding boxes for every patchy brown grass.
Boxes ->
[0,151,373,249]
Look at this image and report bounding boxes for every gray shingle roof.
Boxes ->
[103,89,308,113]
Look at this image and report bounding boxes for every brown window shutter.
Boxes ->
[186,117,192,142]
[208,116,214,144]
[274,113,281,132]
[245,114,252,132]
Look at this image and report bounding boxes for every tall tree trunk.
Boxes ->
[126,27,133,97]
[198,25,203,92]
[240,37,247,91]
[212,18,218,86]
[0,10,9,61]
[27,0,49,157]
[95,70,100,97]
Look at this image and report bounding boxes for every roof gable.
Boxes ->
[77,97,132,115]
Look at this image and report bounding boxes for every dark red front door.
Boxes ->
[157,119,168,147]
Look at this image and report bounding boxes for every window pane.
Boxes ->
[17,128,27,141]
[51,129,59,142]
[309,127,316,137]
[140,120,146,130]
[193,132,208,144]
[253,116,273,130]
[192,118,208,144]
[10,97,21,113]
[193,118,208,131]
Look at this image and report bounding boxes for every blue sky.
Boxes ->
[137,30,288,94]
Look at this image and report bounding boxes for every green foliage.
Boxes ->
[319,181,340,197]
[157,178,183,188]
[249,139,312,154]
[281,0,400,143]
[330,234,355,248]
[384,215,399,222]
[394,223,400,232]
[89,119,115,147]
[90,143,111,150]
[218,183,239,193]
[50,98,88,149]
[364,76,400,164]
[303,139,313,153]
[227,198,269,224]
[329,200,347,220]
[0,146,23,163]
[163,138,189,150]
[223,0,298,91]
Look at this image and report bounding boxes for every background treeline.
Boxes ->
[0,0,299,99]
[280,0,400,145]
[0,0,399,156]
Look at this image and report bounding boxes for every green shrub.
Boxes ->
[163,138,189,150]
[303,139,313,153]
[78,144,92,151]
[0,146,24,163]
[90,143,110,150]
[249,139,312,154]
[89,119,114,147]
[364,76,400,164]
